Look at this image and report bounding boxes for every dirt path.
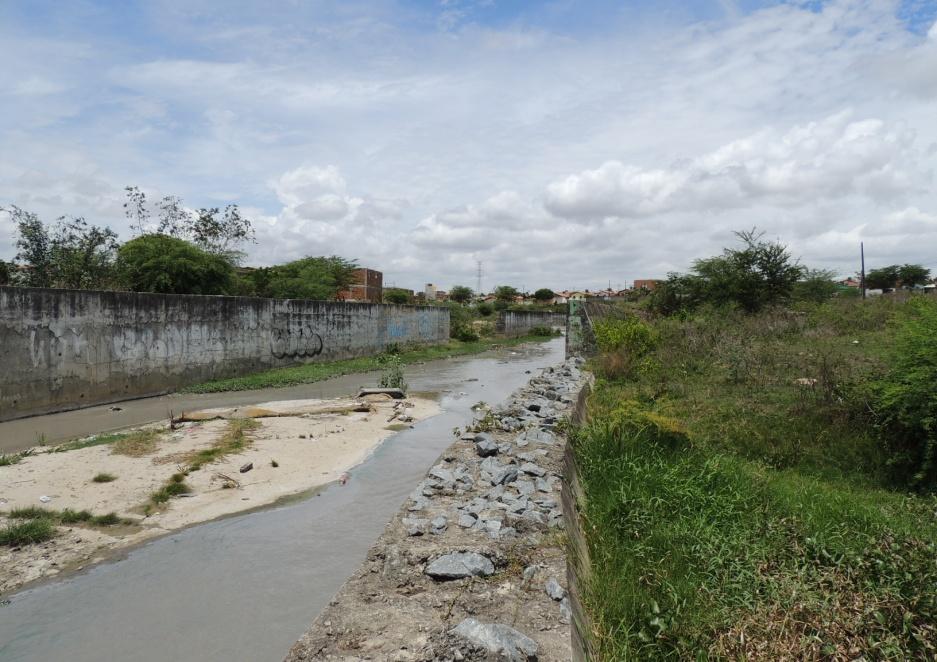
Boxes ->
[0,395,437,596]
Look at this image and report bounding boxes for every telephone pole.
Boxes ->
[476,260,483,295]
[860,242,866,300]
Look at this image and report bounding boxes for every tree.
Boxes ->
[7,206,52,287]
[384,289,411,304]
[898,264,931,288]
[449,285,473,304]
[49,217,119,290]
[123,186,254,257]
[244,256,358,300]
[533,288,555,302]
[117,234,235,295]
[5,205,118,289]
[0,260,10,286]
[793,268,839,303]
[865,265,900,290]
[651,229,804,314]
[494,285,519,302]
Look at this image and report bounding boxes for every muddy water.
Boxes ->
[0,337,565,662]
[1,361,470,454]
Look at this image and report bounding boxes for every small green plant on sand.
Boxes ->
[378,354,408,391]
[92,472,117,483]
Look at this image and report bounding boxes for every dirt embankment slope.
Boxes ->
[286,359,585,661]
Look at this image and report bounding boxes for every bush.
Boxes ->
[873,297,937,488]
[593,316,658,355]
[476,302,494,317]
[378,354,407,390]
[528,325,557,337]
[453,325,480,342]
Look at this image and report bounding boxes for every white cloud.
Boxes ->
[543,112,924,221]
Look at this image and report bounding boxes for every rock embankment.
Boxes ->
[286,358,586,661]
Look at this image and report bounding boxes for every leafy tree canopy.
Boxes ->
[449,285,473,304]
[4,205,119,289]
[866,264,932,289]
[533,288,555,301]
[384,289,411,304]
[244,256,358,300]
[494,285,520,302]
[651,229,804,314]
[117,234,235,295]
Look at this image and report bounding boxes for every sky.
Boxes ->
[1,0,936,293]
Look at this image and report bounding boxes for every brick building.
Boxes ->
[338,268,383,303]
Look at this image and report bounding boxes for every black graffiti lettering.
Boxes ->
[270,326,323,359]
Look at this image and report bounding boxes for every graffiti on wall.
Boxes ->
[270,325,324,359]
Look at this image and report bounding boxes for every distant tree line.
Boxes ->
[1,188,358,300]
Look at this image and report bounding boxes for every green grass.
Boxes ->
[49,428,163,456]
[0,453,23,466]
[575,297,937,659]
[92,472,117,483]
[50,432,128,453]
[181,335,553,393]
[8,506,130,526]
[0,518,56,547]
[150,472,192,504]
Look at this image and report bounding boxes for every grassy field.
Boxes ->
[182,334,555,393]
[574,296,937,659]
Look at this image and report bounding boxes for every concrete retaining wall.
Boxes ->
[0,286,449,421]
[496,310,567,337]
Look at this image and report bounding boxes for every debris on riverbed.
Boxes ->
[286,357,587,661]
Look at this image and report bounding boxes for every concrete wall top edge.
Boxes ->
[0,285,443,313]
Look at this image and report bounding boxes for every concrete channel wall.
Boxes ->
[496,310,568,337]
[0,286,450,422]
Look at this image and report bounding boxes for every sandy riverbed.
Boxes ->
[0,395,438,595]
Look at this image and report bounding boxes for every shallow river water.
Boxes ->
[0,337,564,662]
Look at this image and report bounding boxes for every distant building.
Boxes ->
[633,279,661,291]
[424,283,438,301]
[337,268,383,303]
[840,277,861,288]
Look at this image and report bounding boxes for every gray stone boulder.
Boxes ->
[425,552,495,580]
[475,437,500,457]
[545,577,566,601]
[450,619,538,661]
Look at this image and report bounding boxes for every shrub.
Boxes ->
[378,354,407,390]
[873,297,937,488]
[593,317,658,355]
[528,325,557,337]
[453,325,480,342]
[476,302,494,317]
[92,472,117,483]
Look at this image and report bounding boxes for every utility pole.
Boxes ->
[860,242,866,300]
[476,260,483,295]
